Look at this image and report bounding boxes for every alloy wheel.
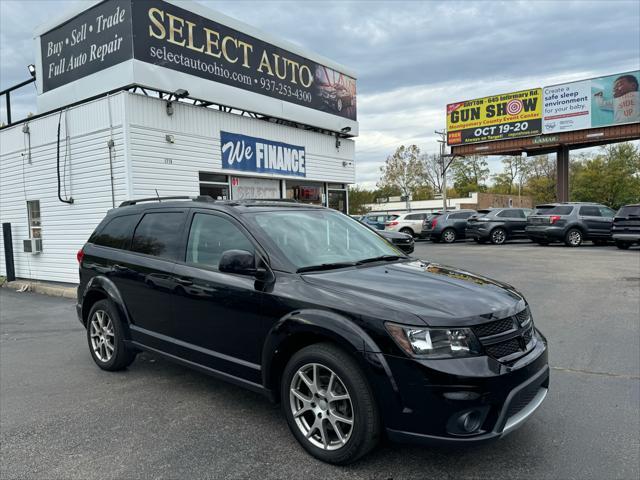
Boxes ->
[568,230,582,246]
[289,363,354,451]
[492,229,506,244]
[89,310,115,362]
[442,229,456,243]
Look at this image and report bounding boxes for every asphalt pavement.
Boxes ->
[1,241,639,479]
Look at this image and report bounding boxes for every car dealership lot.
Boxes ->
[1,243,639,480]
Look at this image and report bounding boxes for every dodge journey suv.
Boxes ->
[77,196,549,464]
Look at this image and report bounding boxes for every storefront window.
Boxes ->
[199,172,229,200]
[286,181,324,206]
[328,190,347,213]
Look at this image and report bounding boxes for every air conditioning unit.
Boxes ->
[23,238,43,254]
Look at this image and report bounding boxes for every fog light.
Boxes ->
[459,411,482,433]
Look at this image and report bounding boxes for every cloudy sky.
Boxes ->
[1,0,639,187]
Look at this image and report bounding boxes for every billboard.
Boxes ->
[543,71,640,134]
[447,88,542,145]
[35,0,358,134]
[220,131,306,177]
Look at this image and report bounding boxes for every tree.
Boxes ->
[421,153,444,194]
[450,155,490,196]
[570,143,640,209]
[347,185,374,215]
[522,154,556,204]
[377,145,426,204]
[491,155,529,195]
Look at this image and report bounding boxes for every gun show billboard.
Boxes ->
[543,71,640,134]
[36,0,358,134]
[446,88,542,145]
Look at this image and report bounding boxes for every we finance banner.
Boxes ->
[543,71,640,134]
[446,89,542,145]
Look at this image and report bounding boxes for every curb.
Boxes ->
[3,280,76,299]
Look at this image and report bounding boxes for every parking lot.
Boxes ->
[1,241,639,480]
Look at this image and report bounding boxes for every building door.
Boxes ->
[199,172,229,200]
[328,189,347,213]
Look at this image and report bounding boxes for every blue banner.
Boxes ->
[220,131,306,177]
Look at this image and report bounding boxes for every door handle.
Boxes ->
[175,277,193,286]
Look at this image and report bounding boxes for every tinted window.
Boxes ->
[599,207,615,218]
[92,215,139,250]
[498,209,525,218]
[618,205,640,217]
[546,206,574,215]
[579,206,601,217]
[131,212,185,259]
[405,214,421,220]
[535,205,556,214]
[449,212,474,219]
[186,214,254,269]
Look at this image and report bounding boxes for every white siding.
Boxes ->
[0,94,129,284]
[124,93,355,197]
[1,91,356,284]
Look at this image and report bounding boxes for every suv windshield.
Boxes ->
[251,209,404,270]
[545,205,574,215]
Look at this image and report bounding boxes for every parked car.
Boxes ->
[421,209,476,243]
[384,212,430,237]
[611,204,640,249]
[526,202,616,247]
[466,208,533,245]
[361,213,396,230]
[378,229,415,254]
[77,196,548,464]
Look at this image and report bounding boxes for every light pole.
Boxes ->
[434,129,460,212]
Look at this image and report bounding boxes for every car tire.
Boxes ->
[616,241,631,250]
[564,228,583,247]
[441,228,457,243]
[490,228,507,245]
[281,343,380,465]
[86,299,136,371]
[400,227,414,237]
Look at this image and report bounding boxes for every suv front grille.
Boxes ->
[473,307,535,362]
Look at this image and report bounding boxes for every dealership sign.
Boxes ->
[220,131,306,177]
[543,71,640,134]
[447,89,542,145]
[35,0,358,134]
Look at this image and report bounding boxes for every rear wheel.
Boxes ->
[490,228,507,245]
[565,228,583,247]
[400,227,414,237]
[281,343,380,465]
[441,228,457,243]
[87,299,136,371]
[616,241,631,250]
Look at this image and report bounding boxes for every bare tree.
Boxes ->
[377,145,426,208]
[421,153,444,193]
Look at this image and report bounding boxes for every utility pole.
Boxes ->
[434,129,459,212]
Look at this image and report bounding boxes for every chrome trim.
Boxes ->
[502,387,548,435]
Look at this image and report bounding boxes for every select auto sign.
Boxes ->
[221,131,306,177]
[38,0,357,129]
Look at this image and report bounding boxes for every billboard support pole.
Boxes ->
[557,145,570,202]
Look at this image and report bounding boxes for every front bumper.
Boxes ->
[381,330,549,445]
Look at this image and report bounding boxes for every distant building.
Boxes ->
[364,192,533,214]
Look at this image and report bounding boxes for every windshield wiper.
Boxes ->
[297,262,358,273]
[356,255,405,265]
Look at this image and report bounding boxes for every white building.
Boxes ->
[0,0,357,285]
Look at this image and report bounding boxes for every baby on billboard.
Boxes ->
[593,74,640,124]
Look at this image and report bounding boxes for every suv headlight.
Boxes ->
[385,322,481,358]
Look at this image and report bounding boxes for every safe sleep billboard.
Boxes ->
[446,89,542,145]
[36,0,358,133]
[542,71,640,134]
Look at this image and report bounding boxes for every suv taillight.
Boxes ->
[387,221,399,226]
[431,217,438,228]
[550,215,561,225]
[77,248,85,264]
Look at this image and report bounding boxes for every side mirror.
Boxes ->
[219,250,257,276]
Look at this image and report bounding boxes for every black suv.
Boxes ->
[77,197,548,464]
[612,204,640,249]
[526,202,616,247]
[466,208,533,245]
[421,209,476,243]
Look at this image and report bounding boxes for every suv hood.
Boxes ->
[301,260,526,326]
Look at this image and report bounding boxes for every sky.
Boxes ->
[1,0,639,188]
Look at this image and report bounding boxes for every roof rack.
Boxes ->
[119,195,214,207]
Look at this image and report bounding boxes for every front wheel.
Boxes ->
[441,228,457,243]
[564,228,583,247]
[616,241,631,250]
[281,343,380,465]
